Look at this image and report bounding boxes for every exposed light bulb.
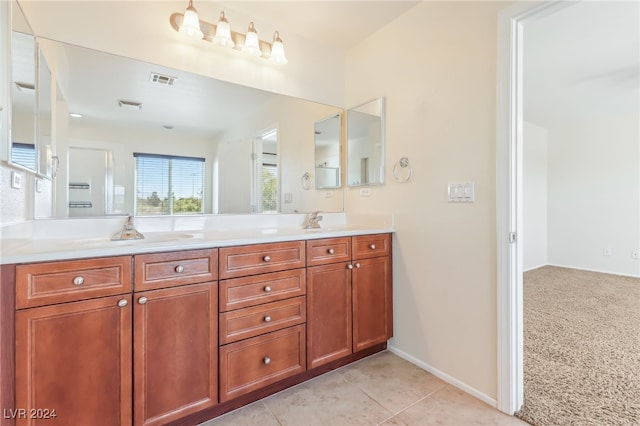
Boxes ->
[212,11,234,48]
[179,0,204,39]
[269,31,288,65]
[242,22,262,57]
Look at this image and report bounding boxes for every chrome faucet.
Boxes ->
[111,214,145,240]
[303,211,323,229]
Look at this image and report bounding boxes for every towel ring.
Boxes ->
[300,172,311,190]
[392,157,413,183]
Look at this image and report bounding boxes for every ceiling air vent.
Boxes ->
[118,100,143,110]
[149,73,177,86]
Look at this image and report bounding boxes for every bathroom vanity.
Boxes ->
[0,220,393,426]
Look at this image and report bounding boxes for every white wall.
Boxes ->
[547,113,640,277]
[523,121,548,271]
[345,1,506,402]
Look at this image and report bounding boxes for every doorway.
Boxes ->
[497,0,640,415]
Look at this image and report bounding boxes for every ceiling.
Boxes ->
[524,1,639,127]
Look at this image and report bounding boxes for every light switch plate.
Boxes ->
[11,171,22,189]
[35,178,44,193]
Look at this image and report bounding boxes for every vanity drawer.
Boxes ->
[306,237,351,267]
[219,324,306,402]
[219,269,306,312]
[219,241,305,279]
[220,296,306,345]
[15,256,132,309]
[352,234,391,260]
[134,249,218,291]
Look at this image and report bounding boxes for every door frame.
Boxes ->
[496,0,572,414]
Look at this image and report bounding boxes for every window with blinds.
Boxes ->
[134,153,204,215]
[262,163,278,213]
[11,143,36,171]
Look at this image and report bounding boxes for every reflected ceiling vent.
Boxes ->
[149,73,177,86]
[14,82,35,93]
[118,100,143,110]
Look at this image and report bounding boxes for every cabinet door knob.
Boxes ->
[369,244,376,250]
[117,299,128,308]
[72,276,85,286]
[264,286,272,293]
[328,248,335,254]
[263,356,271,365]
[263,255,271,262]
[355,262,361,269]
[264,316,272,322]
[138,297,148,305]
[175,265,185,273]
[347,264,353,270]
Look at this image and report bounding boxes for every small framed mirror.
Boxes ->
[347,96,385,186]
[314,113,342,189]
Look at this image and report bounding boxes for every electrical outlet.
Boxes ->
[603,248,612,257]
[359,188,372,197]
[35,178,44,193]
[11,171,22,189]
[632,249,639,260]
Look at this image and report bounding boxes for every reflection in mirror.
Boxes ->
[314,114,341,189]
[35,38,343,217]
[347,97,385,186]
[37,49,53,177]
[10,2,36,172]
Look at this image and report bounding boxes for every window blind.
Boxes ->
[134,153,204,215]
[11,143,36,171]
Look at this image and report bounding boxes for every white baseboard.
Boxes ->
[547,263,640,279]
[387,345,497,408]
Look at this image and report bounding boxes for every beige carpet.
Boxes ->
[516,266,640,426]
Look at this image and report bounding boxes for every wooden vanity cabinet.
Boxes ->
[14,258,133,426]
[306,234,393,368]
[218,242,307,402]
[133,249,218,426]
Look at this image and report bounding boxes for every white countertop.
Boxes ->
[0,213,394,264]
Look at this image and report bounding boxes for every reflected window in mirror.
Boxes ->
[11,142,36,170]
[259,128,279,213]
[347,97,385,186]
[134,153,204,215]
[314,113,342,189]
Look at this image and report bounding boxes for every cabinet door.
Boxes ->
[15,295,132,426]
[352,256,393,352]
[133,282,217,426]
[307,262,352,369]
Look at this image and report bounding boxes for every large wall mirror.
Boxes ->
[347,96,385,186]
[32,38,344,218]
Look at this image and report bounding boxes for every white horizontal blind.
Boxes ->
[134,153,204,215]
[262,162,277,213]
[11,143,36,171]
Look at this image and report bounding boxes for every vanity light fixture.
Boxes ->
[211,11,234,48]
[170,2,288,65]
[178,0,204,39]
[118,100,143,110]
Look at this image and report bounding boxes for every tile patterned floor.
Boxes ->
[200,351,529,426]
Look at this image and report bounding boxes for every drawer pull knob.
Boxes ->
[72,276,84,286]
[263,357,271,365]
[264,316,272,322]
[264,286,272,293]
[138,297,148,305]
[263,255,271,262]
[347,264,353,270]
[369,244,376,250]
[328,248,335,254]
[355,262,361,269]
[175,265,185,273]
[117,299,128,308]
